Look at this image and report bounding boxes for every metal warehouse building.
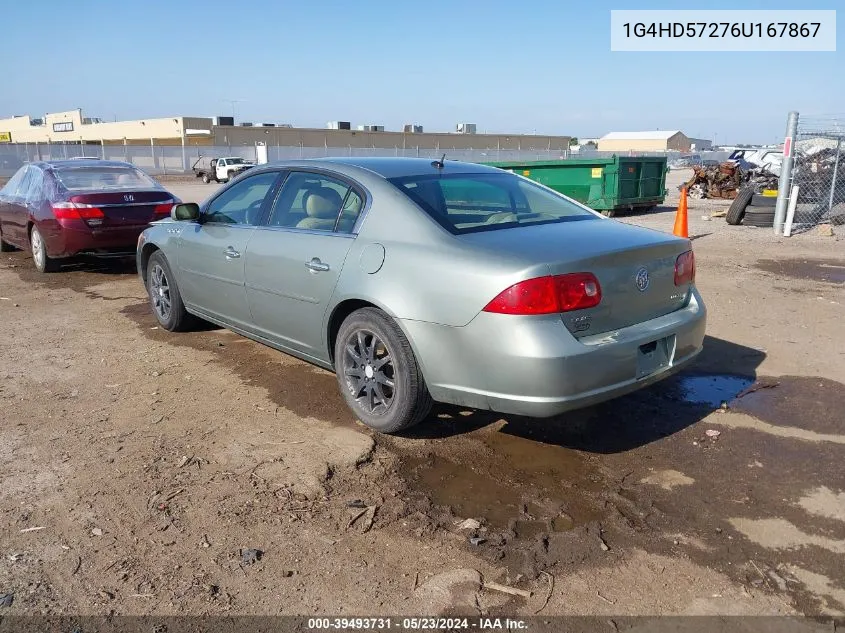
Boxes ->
[598,130,692,153]
[0,109,571,151]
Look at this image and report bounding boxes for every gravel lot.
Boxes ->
[1,168,844,619]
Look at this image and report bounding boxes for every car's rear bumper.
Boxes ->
[400,288,707,418]
[44,221,145,258]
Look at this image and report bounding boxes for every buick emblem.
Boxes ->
[635,267,649,292]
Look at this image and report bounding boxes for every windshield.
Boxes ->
[387,172,597,234]
[225,158,245,164]
[54,166,158,190]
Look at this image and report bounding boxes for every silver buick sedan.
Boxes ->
[137,158,706,433]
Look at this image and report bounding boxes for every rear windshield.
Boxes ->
[387,172,597,234]
[54,166,158,190]
[225,158,245,164]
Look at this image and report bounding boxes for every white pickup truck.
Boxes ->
[192,156,255,184]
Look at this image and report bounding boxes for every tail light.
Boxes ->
[52,202,105,224]
[483,273,602,315]
[674,250,695,286]
[153,203,173,217]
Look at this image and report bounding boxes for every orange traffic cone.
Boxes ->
[673,186,689,238]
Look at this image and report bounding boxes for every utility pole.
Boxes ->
[773,111,799,235]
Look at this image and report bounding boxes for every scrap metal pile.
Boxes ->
[681,161,779,200]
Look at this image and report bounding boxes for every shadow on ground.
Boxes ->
[404,335,766,454]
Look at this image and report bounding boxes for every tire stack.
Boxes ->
[726,188,777,227]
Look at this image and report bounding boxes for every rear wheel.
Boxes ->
[202,173,210,184]
[30,225,58,272]
[726,188,753,225]
[147,251,193,331]
[335,308,432,434]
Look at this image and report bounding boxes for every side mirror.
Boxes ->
[171,203,201,222]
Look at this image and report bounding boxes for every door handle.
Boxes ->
[224,247,240,259]
[305,257,330,272]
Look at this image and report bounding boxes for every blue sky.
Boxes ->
[0,0,840,143]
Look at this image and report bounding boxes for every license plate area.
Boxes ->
[636,334,676,379]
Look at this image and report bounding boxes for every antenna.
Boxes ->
[432,153,446,169]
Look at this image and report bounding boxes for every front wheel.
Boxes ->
[335,308,432,433]
[30,225,58,272]
[147,251,193,331]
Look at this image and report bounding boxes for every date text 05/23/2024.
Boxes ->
[306,617,529,631]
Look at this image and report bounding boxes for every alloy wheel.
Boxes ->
[30,229,45,268]
[150,264,172,321]
[342,329,395,415]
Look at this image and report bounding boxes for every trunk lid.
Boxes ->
[461,218,693,337]
[68,191,174,227]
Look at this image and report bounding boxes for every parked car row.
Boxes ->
[2,157,707,434]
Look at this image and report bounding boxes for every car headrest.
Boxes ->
[305,187,343,219]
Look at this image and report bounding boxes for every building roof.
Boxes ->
[600,130,682,140]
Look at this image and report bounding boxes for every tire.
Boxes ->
[30,225,58,272]
[726,188,754,225]
[750,193,777,207]
[202,173,210,184]
[334,307,433,434]
[743,209,776,228]
[146,251,193,331]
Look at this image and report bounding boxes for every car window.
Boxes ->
[54,166,157,190]
[23,167,43,203]
[14,167,34,199]
[205,171,278,225]
[1,166,28,198]
[268,172,361,232]
[218,159,226,167]
[388,172,596,234]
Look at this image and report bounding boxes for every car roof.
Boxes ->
[35,159,137,170]
[261,157,504,179]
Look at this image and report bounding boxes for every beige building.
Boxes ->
[0,109,212,146]
[0,108,571,151]
[597,130,691,152]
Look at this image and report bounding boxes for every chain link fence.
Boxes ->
[1,141,731,178]
[789,116,845,231]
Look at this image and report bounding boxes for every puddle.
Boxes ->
[404,456,523,527]
[731,376,845,434]
[399,431,606,534]
[677,374,755,407]
[756,258,845,284]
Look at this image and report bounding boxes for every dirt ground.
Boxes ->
[1,169,844,620]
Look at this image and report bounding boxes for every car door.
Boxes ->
[244,170,366,361]
[175,170,282,329]
[216,159,227,181]
[0,167,26,244]
[3,166,36,246]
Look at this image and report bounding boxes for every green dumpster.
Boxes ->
[484,156,668,216]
